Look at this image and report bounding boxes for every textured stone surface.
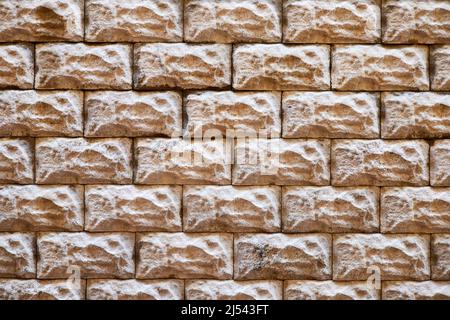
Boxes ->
[184,91,281,137]
[0,279,85,300]
[381,187,450,233]
[284,0,380,43]
[0,139,33,184]
[183,186,280,232]
[37,232,135,279]
[186,280,282,300]
[0,0,83,42]
[85,0,182,42]
[283,187,379,233]
[0,233,35,278]
[283,92,379,138]
[85,185,181,232]
[134,44,231,90]
[382,92,450,139]
[135,138,231,185]
[332,45,429,91]
[333,234,430,281]
[233,44,330,90]
[285,281,379,300]
[36,44,132,90]
[432,234,450,280]
[233,139,330,185]
[234,233,331,280]
[0,45,34,89]
[332,140,429,186]
[137,233,233,279]
[184,0,281,43]
[0,185,83,232]
[431,140,450,186]
[383,0,450,44]
[36,138,132,184]
[87,279,183,300]
[383,281,450,300]
[431,45,450,91]
[85,91,182,137]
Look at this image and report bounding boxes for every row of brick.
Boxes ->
[2,43,450,91]
[1,0,449,44]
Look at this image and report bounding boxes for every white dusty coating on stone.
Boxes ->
[382,92,450,139]
[234,233,331,280]
[383,0,450,44]
[137,233,233,279]
[87,279,183,300]
[381,187,450,234]
[333,234,430,281]
[0,0,83,42]
[85,91,182,137]
[283,92,379,138]
[283,187,379,233]
[0,279,85,300]
[135,138,231,185]
[432,234,450,280]
[134,44,231,90]
[36,138,132,184]
[186,280,282,300]
[233,44,330,90]
[431,45,450,91]
[233,139,330,185]
[36,43,132,90]
[0,45,34,89]
[284,0,380,43]
[37,232,135,279]
[184,91,281,137]
[0,90,83,137]
[183,186,281,232]
[431,140,450,186]
[332,139,429,186]
[383,281,450,300]
[332,45,429,91]
[285,280,380,300]
[85,185,181,232]
[0,233,35,278]
[85,0,182,42]
[0,139,33,184]
[0,185,83,231]
[184,0,281,43]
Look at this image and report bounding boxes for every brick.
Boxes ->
[87,279,183,300]
[283,187,379,233]
[85,0,182,42]
[36,44,132,90]
[0,139,34,184]
[186,280,282,300]
[37,232,135,279]
[431,45,450,91]
[234,233,331,280]
[0,185,83,232]
[0,279,85,300]
[381,187,450,233]
[184,0,281,43]
[431,140,450,186]
[135,138,231,185]
[36,138,132,184]
[0,0,83,42]
[332,139,429,186]
[332,45,429,91]
[184,91,281,137]
[432,234,450,280]
[134,44,231,90]
[383,281,450,300]
[85,91,182,138]
[85,185,181,232]
[0,45,34,89]
[0,233,35,278]
[282,92,379,139]
[233,139,330,185]
[383,0,450,44]
[333,234,430,281]
[284,0,380,43]
[137,233,233,279]
[382,92,450,139]
[285,281,379,300]
[183,186,280,232]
